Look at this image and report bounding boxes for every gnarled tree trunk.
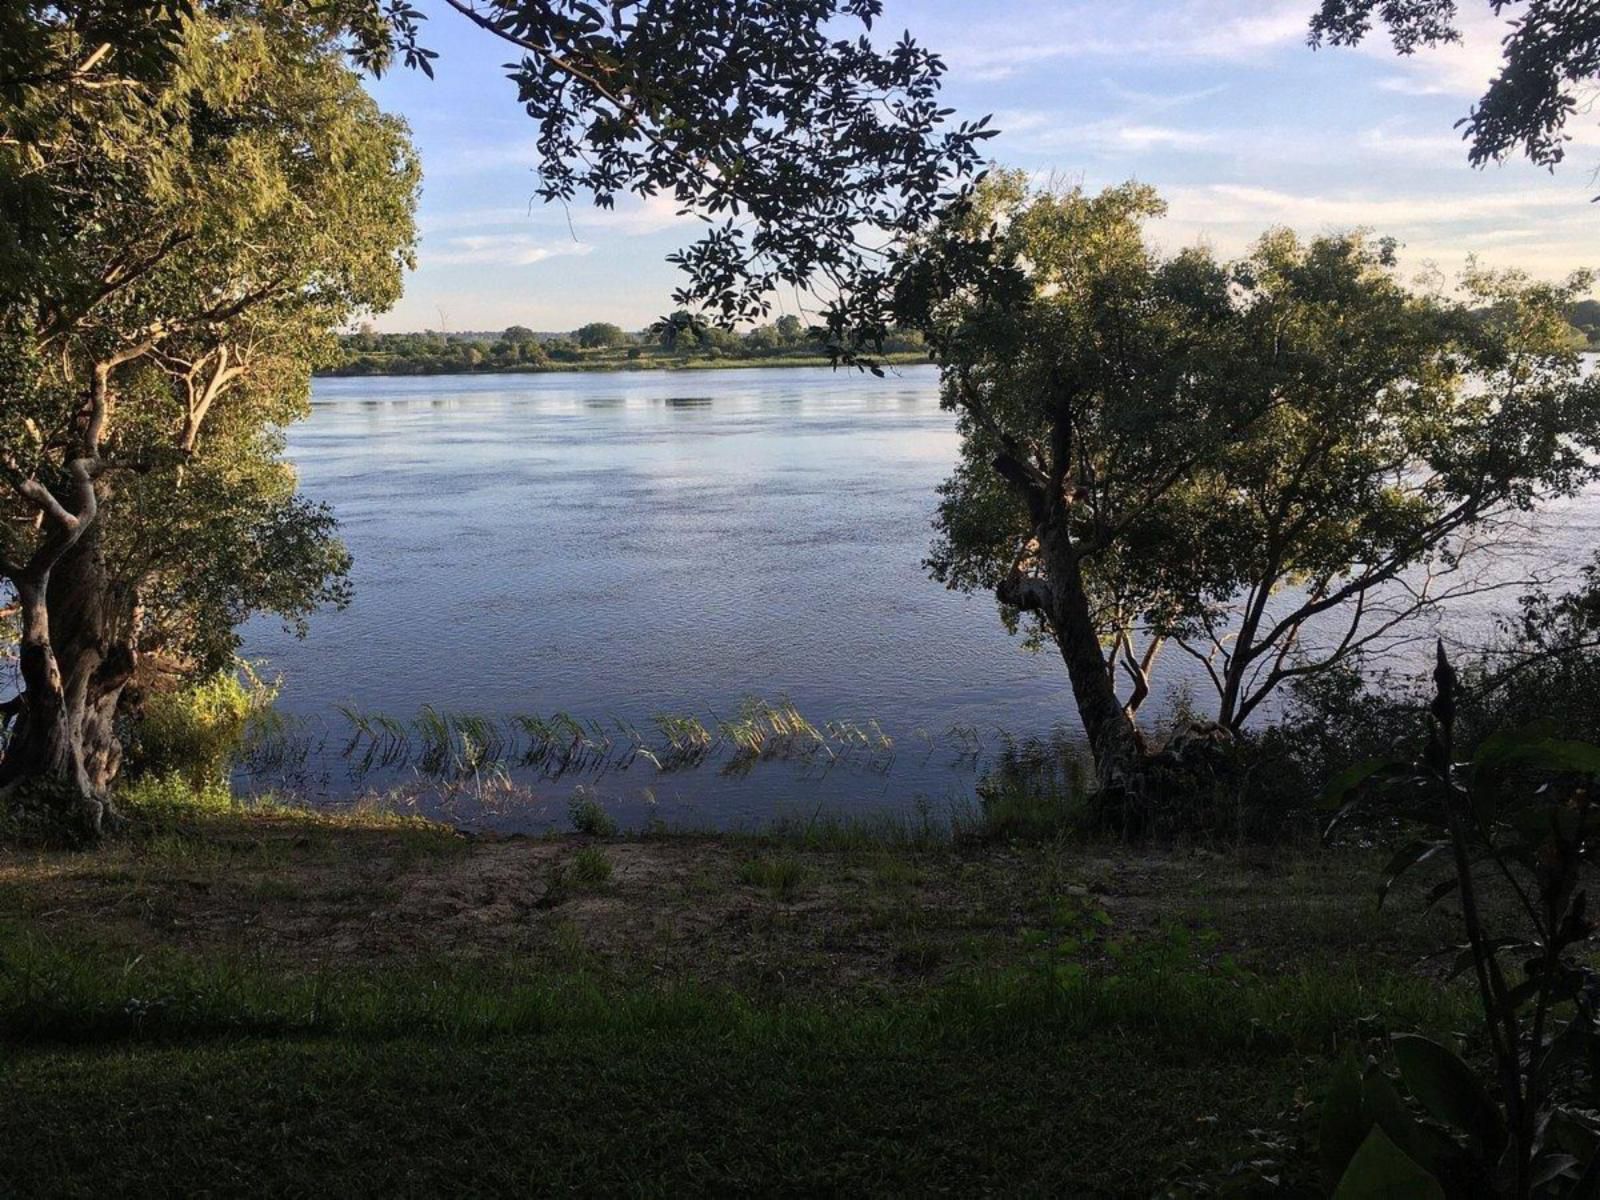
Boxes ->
[0,486,130,839]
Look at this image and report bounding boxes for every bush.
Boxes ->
[118,772,236,823]
[567,791,618,837]
[125,667,278,790]
[968,733,1084,842]
[570,846,612,884]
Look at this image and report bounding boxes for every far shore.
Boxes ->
[315,350,932,379]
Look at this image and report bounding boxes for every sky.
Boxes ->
[361,0,1600,333]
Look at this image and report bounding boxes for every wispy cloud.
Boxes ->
[426,236,595,268]
[941,0,1308,80]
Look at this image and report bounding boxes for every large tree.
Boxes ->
[0,7,419,835]
[915,175,1600,791]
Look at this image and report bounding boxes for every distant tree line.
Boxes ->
[322,317,928,376]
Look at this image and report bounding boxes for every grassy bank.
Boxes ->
[0,799,1479,1194]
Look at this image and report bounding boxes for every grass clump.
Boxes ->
[567,791,618,837]
[736,855,812,899]
[117,772,238,823]
[570,846,613,885]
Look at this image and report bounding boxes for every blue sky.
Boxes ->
[363,0,1599,332]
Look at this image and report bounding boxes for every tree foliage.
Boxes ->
[914,174,1600,785]
[0,3,419,830]
[574,321,626,349]
[1311,0,1600,173]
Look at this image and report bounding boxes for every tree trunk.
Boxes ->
[0,523,133,838]
[1040,527,1143,791]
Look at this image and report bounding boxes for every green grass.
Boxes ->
[570,846,612,885]
[0,918,1471,1195]
[0,787,1501,1194]
[736,854,812,899]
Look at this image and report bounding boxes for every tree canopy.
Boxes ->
[9,0,992,355]
[0,4,419,831]
[914,174,1600,791]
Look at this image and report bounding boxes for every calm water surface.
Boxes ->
[240,364,1600,831]
[242,366,1077,829]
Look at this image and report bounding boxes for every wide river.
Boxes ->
[239,364,1598,832]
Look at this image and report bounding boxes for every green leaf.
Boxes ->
[1392,1034,1506,1152]
[1321,1054,1370,1182]
[1377,840,1447,907]
[1472,730,1600,779]
[1319,756,1403,812]
[1361,1067,1423,1162]
[1422,876,1459,909]
[1333,1127,1445,1199]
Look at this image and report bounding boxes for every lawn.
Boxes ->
[0,805,1479,1196]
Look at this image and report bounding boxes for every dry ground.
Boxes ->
[0,809,1461,994]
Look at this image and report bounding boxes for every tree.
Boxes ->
[1165,250,1600,731]
[11,0,992,353]
[914,175,1600,789]
[1310,1,1600,174]
[500,325,538,346]
[574,321,626,349]
[654,310,699,352]
[0,7,419,835]
[428,0,993,350]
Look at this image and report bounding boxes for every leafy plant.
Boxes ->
[567,791,618,838]
[1319,642,1600,1196]
[570,847,612,886]
[127,668,279,790]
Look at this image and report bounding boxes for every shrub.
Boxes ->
[567,791,618,837]
[966,732,1084,842]
[125,667,278,790]
[1318,644,1600,1195]
[570,847,612,885]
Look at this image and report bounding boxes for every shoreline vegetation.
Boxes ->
[316,321,931,377]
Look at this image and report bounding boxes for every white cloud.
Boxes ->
[1352,5,1512,99]
[939,0,1308,80]
[1114,124,1217,150]
[426,236,595,268]
[1164,182,1581,231]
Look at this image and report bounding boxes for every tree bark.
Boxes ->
[0,521,133,837]
[1038,527,1143,791]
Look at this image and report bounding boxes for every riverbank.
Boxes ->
[316,349,932,378]
[0,799,1477,1194]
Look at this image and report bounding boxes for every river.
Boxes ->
[238,363,1598,832]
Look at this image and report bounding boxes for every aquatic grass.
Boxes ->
[333,695,953,786]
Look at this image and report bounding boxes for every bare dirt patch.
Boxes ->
[0,815,1458,994]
